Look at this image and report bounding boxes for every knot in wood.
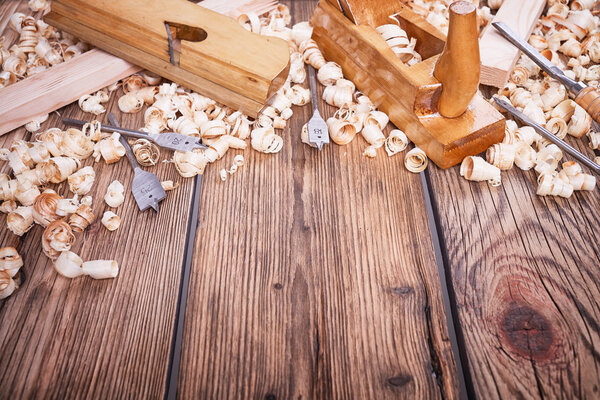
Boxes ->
[499,302,554,361]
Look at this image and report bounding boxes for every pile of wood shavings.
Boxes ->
[486,0,599,197]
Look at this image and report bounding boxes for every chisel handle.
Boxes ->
[575,86,600,124]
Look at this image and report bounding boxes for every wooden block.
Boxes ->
[0,49,141,136]
[479,0,546,88]
[45,0,290,117]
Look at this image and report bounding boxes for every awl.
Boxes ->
[493,22,600,124]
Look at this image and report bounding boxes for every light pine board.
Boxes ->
[479,0,546,88]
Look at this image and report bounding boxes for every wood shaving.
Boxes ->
[32,189,62,226]
[42,219,75,260]
[55,251,118,279]
[251,127,283,153]
[376,24,421,65]
[161,180,178,191]
[385,129,409,156]
[68,166,95,195]
[405,147,429,173]
[104,180,125,208]
[78,90,109,115]
[0,247,23,299]
[460,156,501,186]
[131,139,160,167]
[7,206,34,236]
[93,132,126,164]
[101,211,121,231]
[69,204,95,232]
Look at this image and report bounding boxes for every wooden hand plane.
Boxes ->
[44,0,290,118]
[311,0,506,168]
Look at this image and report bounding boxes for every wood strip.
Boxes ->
[479,0,546,88]
[0,90,195,397]
[0,49,141,136]
[177,1,459,398]
[427,135,600,397]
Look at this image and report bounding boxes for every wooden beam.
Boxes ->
[0,49,141,136]
[479,0,546,88]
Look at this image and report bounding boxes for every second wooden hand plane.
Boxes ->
[312,0,506,168]
[44,0,290,118]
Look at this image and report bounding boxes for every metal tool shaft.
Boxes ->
[495,98,600,176]
[308,65,320,114]
[107,115,141,171]
[492,22,586,95]
[63,117,153,140]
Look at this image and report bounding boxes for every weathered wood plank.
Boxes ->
[0,97,195,398]
[177,1,459,398]
[0,2,195,393]
[427,135,600,398]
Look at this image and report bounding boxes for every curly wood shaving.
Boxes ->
[42,219,75,260]
[316,62,343,86]
[161,180,178,191]
[118,92,144,113]
[514,143,537,171]
[0,247,23,299]
[460,156,501,186]
[486,143,515,170]
[93,132,126,164]
[299,39,326,69]
[376,24,421,65]
[24,113,48,133]
[131,139,160,167]
[251,127,283,153]
[104,180,125,208]
[0,200,17,214]
[33,188,62,226]
[55,251,119,279]
[101,211,121,231]
[78,90,109,115]
[7,206,33,236]
[404,147,429,173]
[56,195,80,217]
[328,115,358,145]
[385,129,409,156]
[69,204,95,232]
[68,166,95,195]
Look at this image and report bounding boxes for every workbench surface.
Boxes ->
[1,1,599,399]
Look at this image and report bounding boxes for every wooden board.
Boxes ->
[0,9,196,391]
[0,49,141,136]
[426,137,600,398]
[479,0,546,88]
[176,2,459,398]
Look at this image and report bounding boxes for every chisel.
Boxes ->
[493,21,600,124]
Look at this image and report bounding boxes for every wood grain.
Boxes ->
[0,49,141,136]
[177,1,459,398]
[0,3,195,394]
[479,0,546,88]
[427,134,600,398]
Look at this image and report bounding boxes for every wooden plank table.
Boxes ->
[0,1,599,399]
